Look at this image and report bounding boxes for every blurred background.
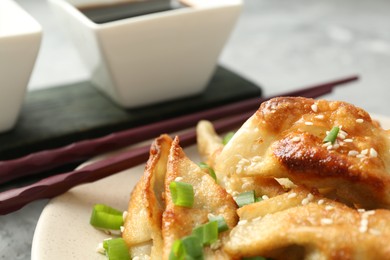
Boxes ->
[16,0,390,115]
[1,0,390,259]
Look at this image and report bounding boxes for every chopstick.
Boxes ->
[0,75,358,214]
[0,75,358,185]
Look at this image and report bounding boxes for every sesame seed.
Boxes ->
[359,223,368,233]
[370,148,378,158]
[356,119,364,123]
[302,193,314,205]
[327,145,333,150]
[318,199,325,205]
[287,192,297,199]
[323,142,332,147]
[357,209,366,213]
[338,134,346,140]
[348,150,359,156]
[96,243,106,254]
[262,195,269,200]
[321,218,333,225]
[301,198,310,205]
[344,139,353,143]
[291,136,301,142]
[175,177,183,182]
[333,143,340,149]
[122,211,128,221]
[311,104,318,112]
[356,154,365,159]
[363,210,376,217]
[339,130,348,136]
[305,122,314,126]
[120,226,125,233]
[252,216,262,222]
[361,149,368,155]
[325,205,334,211]
[314,114,324,119]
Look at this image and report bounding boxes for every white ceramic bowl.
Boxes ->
[49,0,242,108]
[0,0,42,133]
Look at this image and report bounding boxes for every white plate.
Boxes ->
[31,115,390,260]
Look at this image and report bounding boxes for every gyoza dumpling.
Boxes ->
[212,97,390,209]
[122,134,172,259]
[225,186,390,259]
[162,136,238,259]
[196,120,288,198]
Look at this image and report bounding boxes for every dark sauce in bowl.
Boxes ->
[77,0,185,24]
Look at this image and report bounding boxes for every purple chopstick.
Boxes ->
[0,75,358,185]
[0,76,359,215]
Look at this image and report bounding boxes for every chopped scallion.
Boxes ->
[103,238,130,260]
[192,221,218,246]
[207,215,229,233]
[198,162,217,181]
[181,235,203,258]
[234,191,256,207]
[90,204,123,230]
[255,196,263,203]
[169,236,203,260]
[223,131,235,145]
[323,126,339,144]
[169,181,194,208]
[169,239,185,260]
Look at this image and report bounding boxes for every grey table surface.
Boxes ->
[2,0,390,259]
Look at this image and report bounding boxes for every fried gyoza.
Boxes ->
[123,134,238,259]
[211,97,390,209]
[162,137,238,259]
[196,120,286,198]
[122,134,172,258]
[225,187,390,259]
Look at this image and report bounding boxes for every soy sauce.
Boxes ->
[78,0,184,24]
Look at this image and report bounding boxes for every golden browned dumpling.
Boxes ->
[162,137,238,260]
[196,120,286,198]
[225,187,390,259]
[212,97,390,209]
[122,134,172,259]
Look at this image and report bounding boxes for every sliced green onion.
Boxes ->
[169,181,194,208]
[192,221,218,246]
[234,191,256,207]
[90,204,123,230]
[169,236,203,260]
[169,239,185,260]
[181,235,203,258]
[323,126,339,144]
[207,215,229,233]
[198,162,217,181]
[103,238,130,260]
[223,131,235,145]
[255,196,263,203]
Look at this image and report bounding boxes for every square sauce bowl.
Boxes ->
[49,0,242,108]
[0,0,42,132]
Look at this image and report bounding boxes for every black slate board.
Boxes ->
[0,66,261,160]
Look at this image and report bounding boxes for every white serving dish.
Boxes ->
[31,114,390,259]
[49,0,242,108]
[0,0,42,133]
